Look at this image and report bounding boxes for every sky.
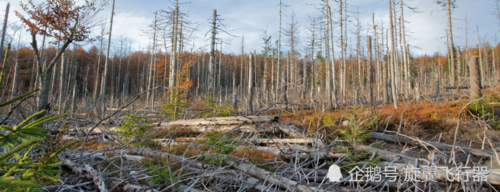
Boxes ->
[1,0,500,57]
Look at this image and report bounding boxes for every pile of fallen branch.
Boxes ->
[50,114,500,191]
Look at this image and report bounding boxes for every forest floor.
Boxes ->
[12,87,500,191]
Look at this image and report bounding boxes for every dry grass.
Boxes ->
[271,97,500,150]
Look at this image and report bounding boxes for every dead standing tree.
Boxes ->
[248,53,254,114]
[16,0,106,114]
[100,0,115,116]
[206,9,235,101]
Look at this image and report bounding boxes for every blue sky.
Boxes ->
[2,0,500,57]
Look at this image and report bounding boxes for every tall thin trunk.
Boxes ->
[116,40,124,106]
[477,26,484,83]
[368,36,374,114]
[277,0,282,103]
[457,46,462,77]
[57,51,66,115]
[310,19,315,100]
[342,1,348,103]
[388,0,399,108]
[11,31,20,100]
[169,6,178,100]
[248,53,254,114]
[123,42,132,99]
[208,10,217,98]
[447,0,456,86]
[326,1,337,107]
[147,12,158,107]
[373,14,381,101]
[93,25,105,100]
[400,0,410,95]
[70,60,79,117]
[100,0,115,116]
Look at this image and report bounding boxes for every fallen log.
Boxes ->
[370,132,494,158]
[238,146,346,160]
[165,124,277,133]
[162,116,279,127]
[273,124,304,138]
[252,138,316,145]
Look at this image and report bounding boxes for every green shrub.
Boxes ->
[203,131,242,165]
[322,115,336,126]
[144,159,179,189]
[116,112,153,147]
[199,94,237,118]
[468,100,492,119]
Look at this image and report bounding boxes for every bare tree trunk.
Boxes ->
[208,10,216,99]
[457,46,462,78]
[325,1,338,107]
[248,53,254,114]
[324,10,331,105]
[11,32,20,101]
[400,0,411,96]
[469,56,482,99]
[339,0,345,104]
[283,52,288,109]
[263,47,268,103]
[493,46,497,80]
[447,0,456,86]
[147,12,157,107]
[465,15,469,77]
[218,42,222,102]
[93,25,105,100]
[123,42,132,99]
[277,0,282,104]
[368,36,374,115]
[310,19,315,101]
[116,40,124,106]
[388,0,399,108]
[477,26,484,84]
[232,72,237,111]
[100,0,115,117]
[342,1,348,103]
[58,52,66,115]
[169,7,178,100]
[70,60,80,118]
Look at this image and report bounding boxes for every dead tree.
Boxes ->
[469,56,482,99]
[368,36,374,114]
[277,0,283,104]
[146,12,158,107]
[325,0,338,107]
[446,0,457,86]
[205,9,234,100]
[248,53,254,114]
[11,30,20,100]
[169,1,179,101]
[93,23,105,101]
[99,0,115,116]
[388,0,399,108]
